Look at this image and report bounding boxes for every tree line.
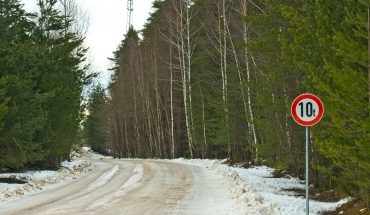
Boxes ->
[86,0,369,203]
[0,0,92,170]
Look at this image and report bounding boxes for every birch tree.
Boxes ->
[170,0,196,158]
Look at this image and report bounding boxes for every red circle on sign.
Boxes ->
[291,93,324,126]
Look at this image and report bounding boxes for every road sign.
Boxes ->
[291,93,324,215]
[291,93,324,127]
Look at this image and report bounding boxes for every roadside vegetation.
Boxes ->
[0,0,93,170]
[0,0,368,211]
[85,0,369,208]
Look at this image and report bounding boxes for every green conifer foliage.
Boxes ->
[281,0,370,200]
[0,0,91,170]
[84,85,107,154]
[33,0,92,167]
[0,0,48,170]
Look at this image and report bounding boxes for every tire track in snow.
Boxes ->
[79,164,120,195]
[33,164,120,209]
[35,164,121,214]
[87,164,144,211]
[48,164,120,207]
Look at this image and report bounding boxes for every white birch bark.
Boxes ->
[198,82,207,158]
[169,32,175,158]
[172,0,194,158]
[218,0,230,157]
[241,0,258,161]
[186,0,196,149]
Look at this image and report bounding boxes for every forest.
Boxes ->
[84,0,369,203]
[0,0,92,169]
[0,0,368,206]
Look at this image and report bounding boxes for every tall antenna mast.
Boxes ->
[127,0,133,31]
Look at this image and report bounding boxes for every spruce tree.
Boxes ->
[281,0,370,200]
[84,85,107,154]
[0,0,48,170]
[34,0,91,167]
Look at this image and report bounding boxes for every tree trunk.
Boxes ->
[170,32,175,158]
[198,82,207,158]
[368,6,370,105]
[242,0,258,162]
[174,0,194,158]
[226,16,251,161]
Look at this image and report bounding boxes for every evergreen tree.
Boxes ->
[84,85,107,154]
[281,0,370,200]
[0,0,91,170]
[0,0,48,169]
[34,0,91,167]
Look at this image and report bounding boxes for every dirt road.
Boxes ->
[0,157,233,215]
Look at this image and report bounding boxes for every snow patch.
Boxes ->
[0,157,91,201]
[87,164,144,210]
[113,164,143,197]
[82,146,92,152]
[232,166,350,215]
[81,165,119,194]
[83,147,114,160]
[174,159,349,215]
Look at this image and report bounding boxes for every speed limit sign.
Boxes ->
[291,93,324,127]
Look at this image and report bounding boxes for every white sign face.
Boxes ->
[295,98,320,121]
[291,94,324,127]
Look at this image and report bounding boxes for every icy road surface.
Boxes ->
[0,158,233,215]
[0,149,348,215]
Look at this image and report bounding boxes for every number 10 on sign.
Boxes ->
[291,93,324,215]
[299,101,315,117]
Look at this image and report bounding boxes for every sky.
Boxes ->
[20,0,155,85]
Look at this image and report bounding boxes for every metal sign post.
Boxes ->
[291,93,324,215]
[305,126,309,215]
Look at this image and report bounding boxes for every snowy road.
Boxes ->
[0,150,349,215]
[0,158,233,215]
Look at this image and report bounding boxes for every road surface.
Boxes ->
[0,156,233,215]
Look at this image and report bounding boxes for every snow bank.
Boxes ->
[232,166,350,215]
[82,147,114,160]
[0,156,91,202]
[174,159,348,215]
